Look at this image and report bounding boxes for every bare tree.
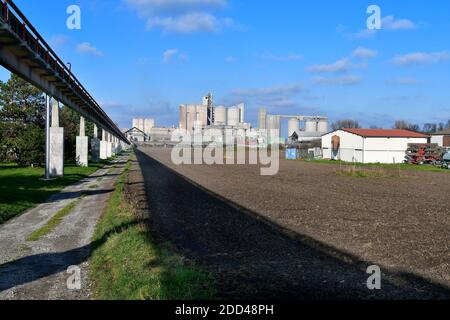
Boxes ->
[394,120,420,132]
[332,119,360,130]
[423,123,437,133]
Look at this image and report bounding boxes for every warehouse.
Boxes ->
[322,129,429,164]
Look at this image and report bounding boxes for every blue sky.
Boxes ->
[1,0,449,132]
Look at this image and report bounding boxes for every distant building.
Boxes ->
[179,94,247,134]
[125,127,148,143]
[132,118,155,135]
[431,129,450,147]
[129,118,176,143]
[148,127,176,142]
[322,128,429,164]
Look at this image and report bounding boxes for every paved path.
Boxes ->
[0,155,128,300]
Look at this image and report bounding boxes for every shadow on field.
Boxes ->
[134,148,450,300]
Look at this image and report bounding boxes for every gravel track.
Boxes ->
[0,157,128,300]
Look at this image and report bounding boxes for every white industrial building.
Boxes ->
[179,94,248,133]
[431,129,450,147]
[258,108,329,143]
[129,118,175,143]
[322,129,429,164]
[132,118,155,135]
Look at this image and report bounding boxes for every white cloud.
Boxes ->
[352,47,378,59]
[76,42,103,56]
[126,0,227,15]
[382,16,417,30]
[147,12,232,33]
[306,58,352,73]
[163,48,187,63]
[312,75,361,86]
[224,84,305,109]
[345,15,417,39]
[392,51,450,66]
[351,29,377,39]
[125,0,233,34]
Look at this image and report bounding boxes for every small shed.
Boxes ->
[322,128,429,164]
[431,129,450,147]
[125,127,148,143]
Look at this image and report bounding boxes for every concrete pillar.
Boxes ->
[116,137,122,153]
[91,123,100,162]
[113,136,119,154]
[110,134,115,155]
[100,129,108,160]
[76,116,88,167]
[51,98,59,127]
[49,99,64,176]
[106,132,112,158]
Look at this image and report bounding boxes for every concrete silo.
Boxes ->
[317,119,329,133]
[197,105,208,128]
[227,107,240,126]
[179,105,187,131]
[214,106,227,125]
[258,108,267,130]
[187,105,197,133]
[305,119,317,133]
[288,118,299,137]
[144,119,155,134]
[138,119,145,132]
[237,103,245,123]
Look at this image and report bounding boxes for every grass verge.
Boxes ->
[90,161,215,300]
[27,197,83,241]
[305,159,450,173]
[335,166,404,178]
[0,161,109,225]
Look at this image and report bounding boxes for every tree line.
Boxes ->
[331,119,450,133]
[0,74,96,166]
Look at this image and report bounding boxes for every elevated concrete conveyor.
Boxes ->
[0,0,128,143]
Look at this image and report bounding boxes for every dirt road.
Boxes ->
[0,156,128,300]
[135,146,450,299]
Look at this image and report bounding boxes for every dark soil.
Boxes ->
[131,146,450,300]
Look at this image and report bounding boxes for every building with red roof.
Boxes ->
[322,128,430,164]
[431,128,450,147]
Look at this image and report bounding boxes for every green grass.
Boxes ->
[303,159,450,173]
[0,161,108,225]
[334,166,403,178]
[27,197,82,241]
[107,166,116,174]
[90,162,215,300]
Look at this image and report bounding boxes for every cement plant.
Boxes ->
[1,0,450,313]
